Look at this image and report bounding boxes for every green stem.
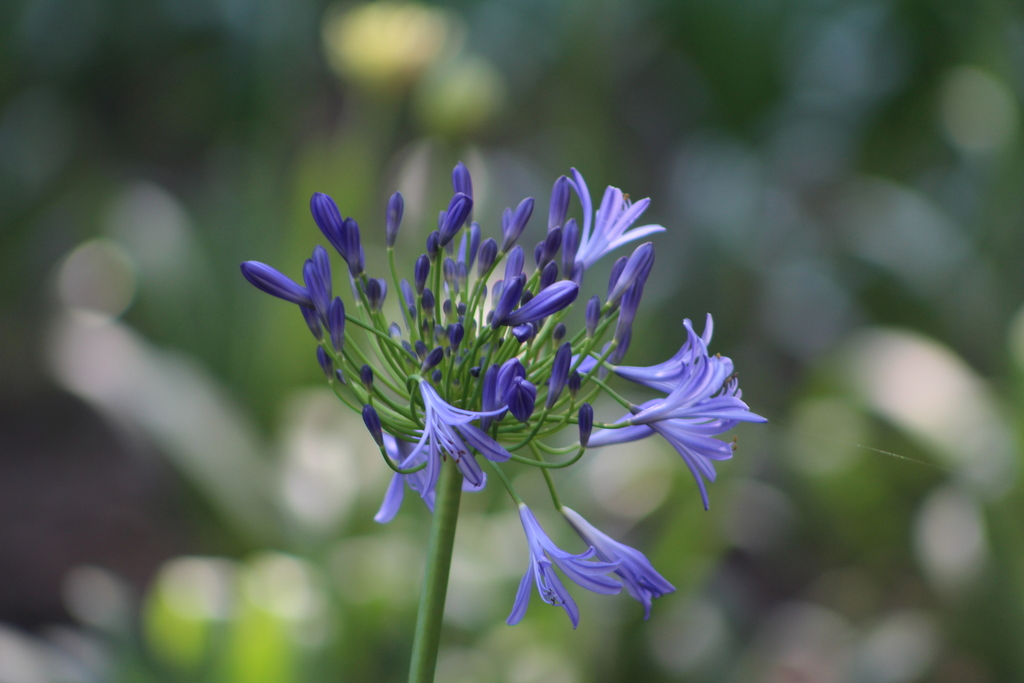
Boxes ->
[407,458,463,683]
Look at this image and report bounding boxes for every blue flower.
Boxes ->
[568,169,665,273]
[560,507,675,619]
[507,505,621,629]
[588,319,766,509]
[405,380,512,490]
[611,315,716,392]
[374,432,487,523]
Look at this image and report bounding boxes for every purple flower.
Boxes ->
[405,381,512,490]
[438,193,473,247]
[560,507,675,619]
[374,433,488,523]
[611,315,716,392]
[588,321,766,509]
[501,197,535,252]
[386,191,404,247]
[567,169,665,273]
[508,505,621,628]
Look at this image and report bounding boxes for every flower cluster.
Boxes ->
[241,163,765,627]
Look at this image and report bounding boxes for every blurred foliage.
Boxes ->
[3,0,1024,681]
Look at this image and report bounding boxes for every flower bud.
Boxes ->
[504,245,524,283]
[421,347,444,372]
[414,254,430,294]
[385,191,403,247]
[607,256,628,302]
[512,324,534,342]
[501,197,535,252]
[328,297,346,352]
[578,403,594,447]
[562,218,579,282]
[364,278,387,310]
[438,193,473,247]
[540,261,559,290]
[240,261,312,306]
[426,231,440,262]
[547,342,572,408]
[362,404,384,447]
[317,346,333,378]
[467,222,481,269]
[585,295,601,338]
[567,370,581,398]
[552,322,566,344]
[421,288,435,317]
[448,322,464,351]
[505,376,537,423]
[360,364,374,392]
[452,161,473,199]
[300,305,322,339]
[548,175,570,231]
[477,238,498,277]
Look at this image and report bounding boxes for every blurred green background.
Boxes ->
[2,0,1024,680]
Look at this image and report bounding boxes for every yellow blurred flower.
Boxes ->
[322,1,463,91]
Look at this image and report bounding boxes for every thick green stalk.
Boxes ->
[407,458,463,683]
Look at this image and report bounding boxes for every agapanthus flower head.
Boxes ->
[241,162,764,629]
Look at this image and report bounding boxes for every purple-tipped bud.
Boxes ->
[414,255,430,294]
[364,278,387,311]
[477,238,498,277]
[362,404,384,447]
[533,241,545,268]
[385,192,404,247]
[578,403,594,447]
[303,259,331,321]
[496,358,526,400]
[520,290,534,307]
[491,280,504,309]
[300,306,322,339]
[549,175,571,231]
[452,161,473,199]
[504,245,525,283]
[491,275,526,328]
[468,222,481,269]
[389,322,402,339]
[415,340,428,359]
[240,261,313,306]
[553,322,567,343]
[567,370,581,398]
[432,368,443,382]
[607,256,629,302]
[503,281,578,327]
[340,218,364,276]
[426,231,440,262]
[448,322,465,351]
[400,279,416,320]
[421,288,435,317]
[547,342,572,408]
[540,261,559,290]
[443,257,458,294]
[456,262,468,292]
[539,227,562,267]
[505,377,537,423]
[328,297,346,351]
[585,295,601,337]
[434,323,447,345]
[312,245,332,296]
[501,197,535,252]
[421,347,444,372]
[360,364,374,392]
[512,323,535,342]
[317,346,333,378]
[335,368,346,384]
[310,193,345,255]
[562,218,579,281]
[442,299,453,321]
[438,193,473,247]
[607,242,655,304]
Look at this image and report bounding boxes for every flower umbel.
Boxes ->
[241,163,765,631]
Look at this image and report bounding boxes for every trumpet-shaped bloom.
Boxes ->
[375,432,486,523]
[508,505,621,629]
[611,315,717,392]
[568,169,665,273]
[588,320,765,509]
[406,381,512,491]
[560,507,674,619]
